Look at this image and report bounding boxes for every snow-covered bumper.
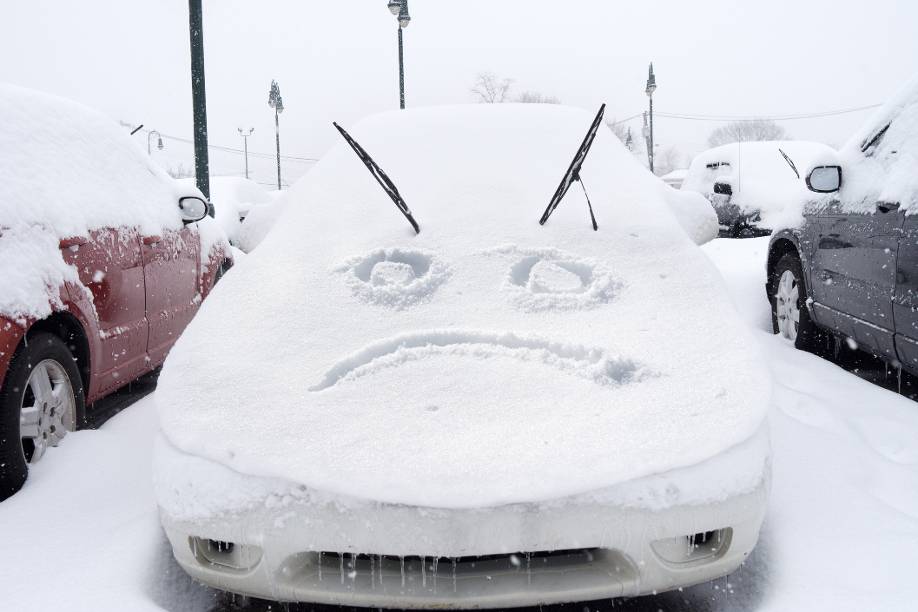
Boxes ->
[156,429,769,609]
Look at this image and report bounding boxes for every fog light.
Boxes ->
[651,528,731,565]
[190,536,262,571]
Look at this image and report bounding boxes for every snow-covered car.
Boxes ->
[154,104,769,608]
[767,74,918,367]
[0,84,231,501]
[682,140,839,237]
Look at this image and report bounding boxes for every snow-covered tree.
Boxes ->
[515,91,560,104]
[707,119,788,147]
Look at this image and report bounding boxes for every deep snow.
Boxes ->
[1,237,916,611]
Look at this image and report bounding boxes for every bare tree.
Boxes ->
[167,162,194,179]
[707,119,788,147]
[605,119,630,143]
[471,72,514,103]
[652,146,685,176]
[515,91,560,104]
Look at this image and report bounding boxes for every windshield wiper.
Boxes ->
[539,104,606,231]
[333,122,420,234]
[778,148,800,179]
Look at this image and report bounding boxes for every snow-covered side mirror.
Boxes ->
[179,196,209,223]
[806,166,842,193]
[713,181,733,196]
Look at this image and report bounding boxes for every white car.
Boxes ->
[682,140,839,237]
[154,104,769,608]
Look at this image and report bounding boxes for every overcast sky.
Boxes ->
[2,0,916,187]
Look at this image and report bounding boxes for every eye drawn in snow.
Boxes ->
[337,248,450,310]
[486,245,620,312]
[309,330,649,392]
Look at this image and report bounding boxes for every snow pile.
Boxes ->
[234,196,288,252]
[661,185,719,244]
[839,72,918,213]
[682,140,839,230]
[0,83,225,320]
[0,225,83,322]
[156,104,768,510]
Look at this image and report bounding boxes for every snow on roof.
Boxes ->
[0,84,206,320]
[156,104,768,509]
[839,73,918,212]
[0,84,188,238]
[682,140,838,229]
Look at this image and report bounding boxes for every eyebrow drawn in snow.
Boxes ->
[308,330,648,392]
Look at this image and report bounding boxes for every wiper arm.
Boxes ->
[539,104,606,231]
[333,122,420,234]
[778,148,800,179]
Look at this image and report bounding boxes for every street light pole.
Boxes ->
[268,80,284,190]
[188,0,211,201]
[147,130,164,156]
[387,0,411,109]
[237,127,254,179]
[645,62,657,174]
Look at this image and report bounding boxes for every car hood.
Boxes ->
[156,104,769,509]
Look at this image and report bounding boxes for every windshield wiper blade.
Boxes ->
[539,103,606,231]
[778,147,800,179]
[333,122,420,234]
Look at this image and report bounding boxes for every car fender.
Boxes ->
[766,228,816,303]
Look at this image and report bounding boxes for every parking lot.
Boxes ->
[2,237,915,612]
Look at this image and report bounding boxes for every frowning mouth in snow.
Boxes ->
[308,330,649,392]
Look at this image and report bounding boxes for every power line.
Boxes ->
[123,123,319,163]
[656,103,881,122]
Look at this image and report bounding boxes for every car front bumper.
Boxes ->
[159,445,769,608]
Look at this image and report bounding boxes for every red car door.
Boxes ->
[142,226,201,366]
[60,228,149,394]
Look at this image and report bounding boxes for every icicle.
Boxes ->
[340,554,345,584]
[400,556,406,588]
[378,555,385,586]
[526,552,532,585]
[371,554,375,589]
[452,557,458,592]
[421,555,427,587]
[318,551,323,582]
[432,556,439,592]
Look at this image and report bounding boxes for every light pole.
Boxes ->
[237,127,254,179]
[147,130,164,156]
[645,62,657,174]
[387,0,411,109]
[268,81,284,190]
[188,0,211,201]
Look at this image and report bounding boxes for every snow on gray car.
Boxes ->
[153,104,770,608]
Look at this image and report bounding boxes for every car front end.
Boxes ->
[156,426,769,609]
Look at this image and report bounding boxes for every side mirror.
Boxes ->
[806,166,842,193]
[713,181,733,196]
[178,196,209,223]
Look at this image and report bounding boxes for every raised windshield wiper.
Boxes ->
[539,104,606,231]
[778,148,800,179]
[333,122,420,235]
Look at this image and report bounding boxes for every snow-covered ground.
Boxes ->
[1,237,916,611]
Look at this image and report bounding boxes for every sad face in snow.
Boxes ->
[318,245,638,397]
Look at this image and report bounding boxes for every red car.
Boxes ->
[0,85,232,500]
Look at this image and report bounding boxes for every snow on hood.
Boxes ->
[682,140,838,229]
[0,84,210,320]
[839,73,918,213]
[156,104,769,509]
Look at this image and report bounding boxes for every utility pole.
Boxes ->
[268,80,284,190]
[237,127,254,179]
[188,0,211,202]
[645,62,657,174]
